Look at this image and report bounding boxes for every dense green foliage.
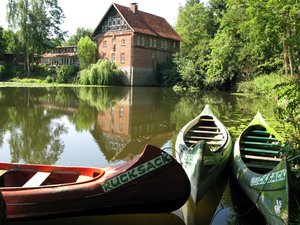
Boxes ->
[77,36,97,70]
[157,58,180,87]
[66,27,93,46]
[1,29,23,54]
[6,0,66,77]
[55,65,79,83]
[77,60,122,86]
[0,26,5,54]
[237,74,292,95]
[0,65,6,80]
[174,0,300,90]
[275,81,300,156]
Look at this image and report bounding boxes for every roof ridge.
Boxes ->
[93,3,181,41]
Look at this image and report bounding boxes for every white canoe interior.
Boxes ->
[184,115,226,151]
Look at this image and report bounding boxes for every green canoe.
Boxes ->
[232,111,291,225]
[175,105,233,204]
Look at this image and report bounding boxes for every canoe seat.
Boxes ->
[243,156,280,171]
[241,147,280,155]
[185,135,224,141]
[243,154,281,162]
[249,129,270,135]
[241,141,281,148]
[76,175,91,183]
[189,130,223,135]
[184,117,226,148]
[244,135,278,141]
[0,170,6,176]
[23,172,51,187]
[0,170,6,187]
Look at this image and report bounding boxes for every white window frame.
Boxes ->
[120,52,125,64]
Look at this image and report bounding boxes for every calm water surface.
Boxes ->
[0,87,283,225]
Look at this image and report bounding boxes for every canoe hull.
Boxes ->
[231,112,288,225]
[0,145,191,219]
[175,105,232,204]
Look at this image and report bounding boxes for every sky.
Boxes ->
[0,0,187,39]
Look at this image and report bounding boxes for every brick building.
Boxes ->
[92,3,181,86]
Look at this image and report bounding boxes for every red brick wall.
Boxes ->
[97,32,133,67]
[96,32,180,86]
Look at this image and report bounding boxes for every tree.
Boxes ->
[205,0,246,88]
[67,27,93,46]
[0,26,5,54]
[242,0,300,78]
[2,29,23,54]
[77,36,97,70]
[6,0,66,77]
[175,1,218,88]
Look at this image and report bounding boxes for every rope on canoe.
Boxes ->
[162,142,199,165]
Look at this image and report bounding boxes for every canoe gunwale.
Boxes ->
[0,145,191,219]
[175,105,233,204]
[232,112,289,225]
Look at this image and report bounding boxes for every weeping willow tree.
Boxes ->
[77,60,122,86]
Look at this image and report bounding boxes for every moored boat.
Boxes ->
[175,104,232,204]
[0,144,190,220]
[231,111,290,225]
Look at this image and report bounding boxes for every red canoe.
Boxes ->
[0,145,190,220]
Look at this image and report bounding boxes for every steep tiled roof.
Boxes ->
[93,3,181,41]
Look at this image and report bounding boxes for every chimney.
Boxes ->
[130,3,138,14]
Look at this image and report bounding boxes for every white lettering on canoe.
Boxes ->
[250,169,287,186]
[101,153,172,192]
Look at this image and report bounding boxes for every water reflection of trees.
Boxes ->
[76,87,128,112]
[0,87,131,164]
[0,88,68,164]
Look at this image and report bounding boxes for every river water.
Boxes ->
[0,86,285,225]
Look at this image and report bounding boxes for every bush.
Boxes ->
[56,65,79,83]
[157,58,181,87]
[0,65,6,80]
[77,60,122,85]
[237,73,290,95]
[45,75,53,83]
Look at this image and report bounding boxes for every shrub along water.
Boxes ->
[237,73,291,95]
[0,65,6,81]
[77,60,122,85]
[56,65,79,83]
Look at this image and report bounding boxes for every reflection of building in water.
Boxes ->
[91,89,175,162]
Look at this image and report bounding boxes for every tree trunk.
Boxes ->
[282,34,289,76]
[288,47,294,78]
[24,0,30,78]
